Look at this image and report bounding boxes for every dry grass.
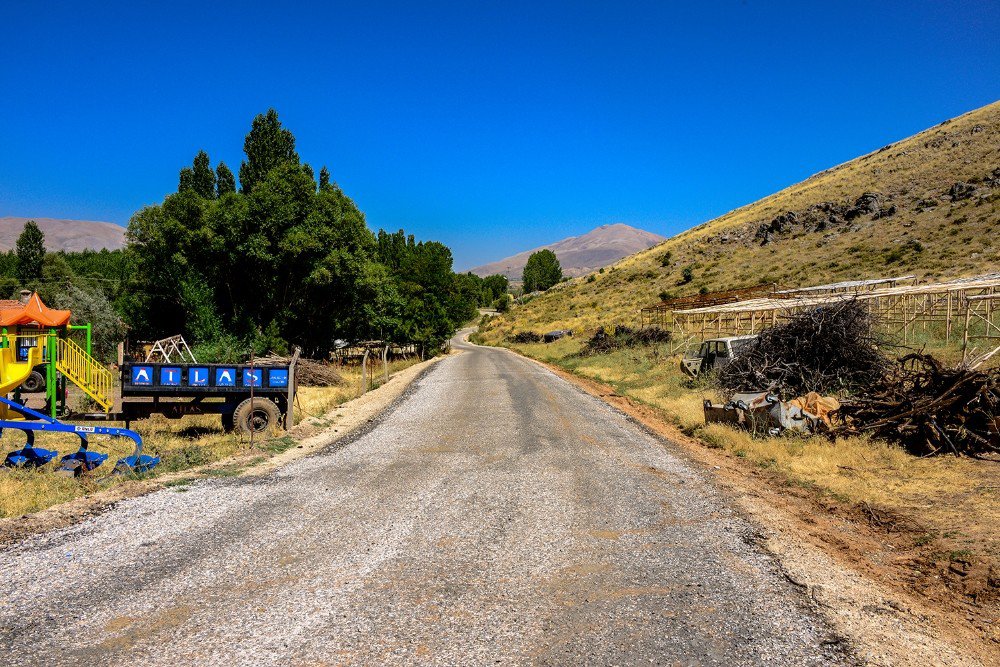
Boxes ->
[503,336,1000,560]
[0,356,424,518]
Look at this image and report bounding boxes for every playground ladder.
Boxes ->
[55,337,113,412]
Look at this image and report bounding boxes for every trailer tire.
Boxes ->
[232,398,281,436]
[21,371,46,393]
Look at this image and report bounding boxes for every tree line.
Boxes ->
[5,110,510,361]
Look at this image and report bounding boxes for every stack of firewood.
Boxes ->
[257,354,343,386]
[836,353,1000,458]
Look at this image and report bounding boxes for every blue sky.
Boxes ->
[1,1,998,270]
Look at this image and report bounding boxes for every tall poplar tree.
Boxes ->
[192,150,216,198]
[215,162,236,196]
[15,220,45,284]
[238,109,299,194]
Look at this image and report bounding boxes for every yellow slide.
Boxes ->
[0,341,42,419]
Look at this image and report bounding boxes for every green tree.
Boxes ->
[192,150,216,198]
[483,274,509,302]
[178,167,195,192]
[15,221,45,285]
[53,284,125,362]
[319,166,331,190]
[238,108,299,194]
[522,249,562,292]
[216,162,236,196]
[125,110,469,358]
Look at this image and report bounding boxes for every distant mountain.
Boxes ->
[0,217,126,252]
[469,223,666,280]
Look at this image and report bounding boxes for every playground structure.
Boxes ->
[640,273,1000,362]
[0,292,155,475]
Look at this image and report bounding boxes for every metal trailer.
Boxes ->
[115,351,299,434]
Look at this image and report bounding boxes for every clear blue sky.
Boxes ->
[1,1,997,270]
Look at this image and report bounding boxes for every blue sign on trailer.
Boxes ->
[120,362,292,397]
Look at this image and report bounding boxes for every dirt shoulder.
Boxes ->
[507,347,998,667]
[0,354,445,546]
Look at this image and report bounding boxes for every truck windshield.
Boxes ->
[731,339,752,355]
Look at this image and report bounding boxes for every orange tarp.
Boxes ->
[0,293,71,327]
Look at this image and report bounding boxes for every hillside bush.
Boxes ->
[582,326,671,355]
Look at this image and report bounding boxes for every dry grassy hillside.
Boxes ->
[485,100,1000,336]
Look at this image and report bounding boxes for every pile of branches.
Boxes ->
[583,326,671,355]
[718,300,889,397]
[508,331,542,344]
[836,354,1000,458]
[257,354,343,386]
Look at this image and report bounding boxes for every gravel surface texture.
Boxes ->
[0,334,852,666]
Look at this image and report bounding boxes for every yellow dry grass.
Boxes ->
[0,356,423,518]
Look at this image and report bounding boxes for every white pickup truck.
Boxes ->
[681,335,757,377]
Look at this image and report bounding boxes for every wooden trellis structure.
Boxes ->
[653,274,1000,354]
[773,275,915,297]
[963,293,1000,363]
[639,283,778,328]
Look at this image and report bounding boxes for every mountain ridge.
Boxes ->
[0,217,126,252]
[469,223,665,280]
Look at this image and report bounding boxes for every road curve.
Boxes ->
[0,333,850,666]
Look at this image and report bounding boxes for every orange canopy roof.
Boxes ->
[0,293,71,327]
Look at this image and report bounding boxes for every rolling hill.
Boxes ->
[468,223,665,280]
[0,217,126,252]
[483,100,1000,336]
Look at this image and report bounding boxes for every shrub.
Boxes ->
[494,293,511,313]
[508,331,542,344]
[582,326,671,355]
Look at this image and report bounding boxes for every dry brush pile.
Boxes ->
[716,299,1000,457]
[717,300,889,397]
[836,354,1000,458]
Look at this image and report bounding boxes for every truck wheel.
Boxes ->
[21,371,45,393]
[232,398,281,436]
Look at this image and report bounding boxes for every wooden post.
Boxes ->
[382,345,389,384]
[962,302,972,363]
[361,349,371,395]
[285,346,301,430]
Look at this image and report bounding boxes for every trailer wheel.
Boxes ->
[21,371,46,393]
[232,398,281,436]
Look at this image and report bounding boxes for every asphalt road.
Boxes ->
[0,334,851,666]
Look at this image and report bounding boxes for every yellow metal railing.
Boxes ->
[55,336,113,412]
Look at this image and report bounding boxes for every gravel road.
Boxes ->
[0,334,851,666]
